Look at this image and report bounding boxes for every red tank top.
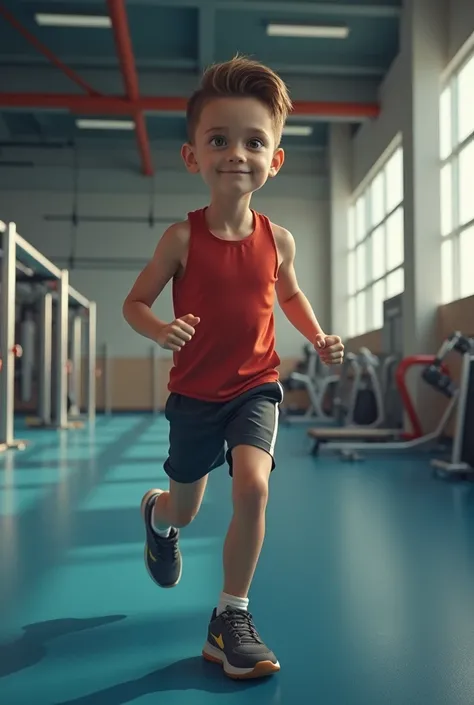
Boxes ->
[168,207,281,401]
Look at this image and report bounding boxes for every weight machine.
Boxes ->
[281,343,386,428]
[280,344,338,423]
[331,347,385,428]
[308,332,472,461]
[0,220,97,452]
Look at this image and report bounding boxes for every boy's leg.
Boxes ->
[145,476,208,531]
[141,477,208,588]
[222,444,271,599]
[202,382,283,679]
[142,391,226,589]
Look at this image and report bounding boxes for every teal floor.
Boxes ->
[2,414,474,704]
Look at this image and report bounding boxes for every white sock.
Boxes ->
[216,592,249,616]
[154,526,171,538]
[150,491,171,537]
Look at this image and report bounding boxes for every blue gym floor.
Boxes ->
[2,415,474,705]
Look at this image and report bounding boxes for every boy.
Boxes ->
[123,55,344,680]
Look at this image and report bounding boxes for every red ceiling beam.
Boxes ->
[106,0,153,176]
[0,93,380,120]
[0,4,99,97]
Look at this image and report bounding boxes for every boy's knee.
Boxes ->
[233,476,269,514]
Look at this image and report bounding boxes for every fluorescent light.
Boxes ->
[35,13,111,28]
[267,24,349,39]
[76,119,135,131]
[282,125,313,137]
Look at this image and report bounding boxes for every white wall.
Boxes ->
[1,149,330,360]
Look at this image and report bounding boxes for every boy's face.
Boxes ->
[181,96,285,196]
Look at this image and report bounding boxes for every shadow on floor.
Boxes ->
[0,615,126,678]
[1,614,281,703]
[53,656,280,704]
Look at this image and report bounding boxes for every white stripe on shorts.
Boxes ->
[269,381,285,455]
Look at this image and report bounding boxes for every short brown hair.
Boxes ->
[186,55,293,145]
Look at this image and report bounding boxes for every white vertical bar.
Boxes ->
[56,269,69,428]
[451,75,460,301]
[70,314,82,416]
[39,292,52,425]
[0,222,16,446]
[451,352,471,464]
[87,301,96,423]
[103,341,111,416]
[20,314,35,402]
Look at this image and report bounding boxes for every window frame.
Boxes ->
[347,142,404,337]
[440,49,474,304]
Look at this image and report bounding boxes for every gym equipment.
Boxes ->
[308,332,470,459]
[329,348,383,427]
[380,354,404,429]
[280,343,338,423]
[0,220,96,451]
[330,352,358,425]
[281,343,386,428]
[307,354,427,455]
[429,335,474,480]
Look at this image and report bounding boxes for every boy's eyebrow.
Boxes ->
[204,126,270,136]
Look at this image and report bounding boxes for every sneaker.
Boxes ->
[202,607,280,679]
[140,489,182,588]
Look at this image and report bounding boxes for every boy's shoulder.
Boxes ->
[264,217,295,255]
[162,218,191,248]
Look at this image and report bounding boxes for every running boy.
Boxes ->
[123,56,344,680]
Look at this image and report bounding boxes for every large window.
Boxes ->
[440,51,474,303]
[347,145,404,337]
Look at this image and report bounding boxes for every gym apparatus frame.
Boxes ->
[0,220,97,452]
[308,332,473,463]
[430,344,474,480]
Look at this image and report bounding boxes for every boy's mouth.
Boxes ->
[218,170,251,174]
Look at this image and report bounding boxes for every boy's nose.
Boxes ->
[227,151,246,162]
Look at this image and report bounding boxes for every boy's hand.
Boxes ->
[314,333,344,365]
[156,313,200,351]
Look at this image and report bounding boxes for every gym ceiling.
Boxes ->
[0,0,401,175]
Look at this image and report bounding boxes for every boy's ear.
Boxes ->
[269,147,285,178]
[181,143,200,173]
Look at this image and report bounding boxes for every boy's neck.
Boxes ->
[205,194,254,238]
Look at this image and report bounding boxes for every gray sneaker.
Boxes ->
[141,490,182,588]
[202,607,280,679]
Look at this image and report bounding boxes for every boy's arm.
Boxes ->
[123,221,199,351]
[273,224,344,364]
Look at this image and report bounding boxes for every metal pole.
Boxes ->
[0,222,16,448]
[87,301,96,423]
[20,311,35,403]
[39,292,52,425]
[103,341,111,416]
[55,269,69,429]
[69,313,82,417]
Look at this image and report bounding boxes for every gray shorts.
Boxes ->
[163,381,284,484]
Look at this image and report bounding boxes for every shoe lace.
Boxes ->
[222,609,262,645]
[156,535,179,560]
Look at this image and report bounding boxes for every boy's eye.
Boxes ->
[210,136,226,147]
[248,139,264,149]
